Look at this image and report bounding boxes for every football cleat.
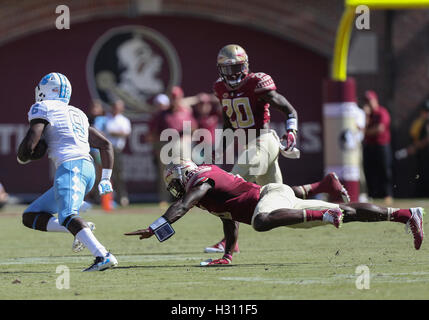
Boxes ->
[204,239,240,253]
[324,172,350,203]
[322,208,344,229]
[72,222,96,253]
[200,254,232,266]
[406,207,425,250]
[82,252,118,272]
[206,258,232,266]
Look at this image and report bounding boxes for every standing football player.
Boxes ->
[205,44,348,254]
[125,160,424,266]
[17,72,118,272]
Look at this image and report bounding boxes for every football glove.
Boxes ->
[282,130,297,152]
[98,178,113,195]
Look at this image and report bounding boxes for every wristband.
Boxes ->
[101,168,112,180]
[286,117,298,132]
[149,216,175,242]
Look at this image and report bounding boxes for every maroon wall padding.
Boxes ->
[0,15,328,196]
[342,181,360,202]
[323,78,357,103]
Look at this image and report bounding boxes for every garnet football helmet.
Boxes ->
[164,159,198,199]
[217,44,249,89]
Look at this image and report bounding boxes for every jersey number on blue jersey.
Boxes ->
[68,109,87,143]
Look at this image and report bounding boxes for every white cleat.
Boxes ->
[82,252,118,272]
[204,239,240,253]
[204,241,225,253]
[72,222,96,253]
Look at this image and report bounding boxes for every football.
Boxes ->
[31,139,48,160]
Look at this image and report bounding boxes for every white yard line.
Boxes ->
[220,272,429,285]
[0,254,202,265]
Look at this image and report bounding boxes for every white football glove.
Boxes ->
[282,130,297,152]
[98,179,113,195]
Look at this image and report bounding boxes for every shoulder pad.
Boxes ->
[250,72,269,78]
[185,166,212,192]
[252,72,276,93]
[213,78,226,96]
[28,102,49,123]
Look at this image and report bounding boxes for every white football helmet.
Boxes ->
[35,72,72,104]
[164,159,198,198]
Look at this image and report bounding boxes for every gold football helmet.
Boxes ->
[217,44,249,88]
[164,159,198,198]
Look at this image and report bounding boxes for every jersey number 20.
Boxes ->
[222,97,255,129]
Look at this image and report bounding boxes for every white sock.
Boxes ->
[75,228,108,257]
[46,217,69,233]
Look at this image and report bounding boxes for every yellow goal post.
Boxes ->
[332,0,429,81]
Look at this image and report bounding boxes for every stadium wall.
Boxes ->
[1,1,429,198]
[0,1,332,200]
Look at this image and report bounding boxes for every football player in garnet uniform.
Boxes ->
[205,44,348,253]
[125,160,424,265]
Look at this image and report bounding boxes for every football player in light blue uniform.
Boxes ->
[17,72,118,272]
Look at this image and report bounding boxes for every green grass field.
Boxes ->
[0,199,428,300]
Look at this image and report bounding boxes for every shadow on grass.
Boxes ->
[14,252,206,259]
[115,262,311,270]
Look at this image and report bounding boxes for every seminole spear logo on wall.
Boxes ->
[86,26,182,119]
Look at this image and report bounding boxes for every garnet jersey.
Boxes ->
[185,165,261,224]
[213,72,277,132]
